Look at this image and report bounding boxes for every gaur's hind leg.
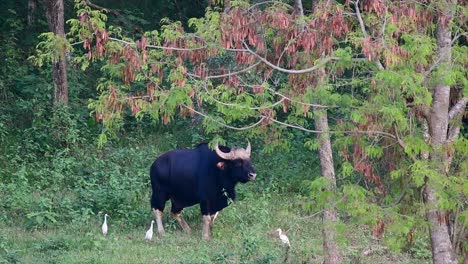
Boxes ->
[152,209,165,235]
[171,202,191,233]
[151,190,168,235]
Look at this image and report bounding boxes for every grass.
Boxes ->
[0,192,429,264]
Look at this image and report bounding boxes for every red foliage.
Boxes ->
[373,219,385,239]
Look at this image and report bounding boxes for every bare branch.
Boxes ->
[187,62,261,80]
[269,117,399,140]
[182,104,266,131]
[447,97,467,143]
[393,123,417,163]
[353,0,368,38]
[85,1,121,17]
[107,37,207,51]
[70,37,208,51]
[352,0,385,71]
[235,74,330,108]
[70,40,85,46]
[248,1,293,11]
[194,78,286,110]
[450,32,467,46]
[237,42,338,74]
[447,124,461,144]
[424,56,444,77]
[448,97,468,120]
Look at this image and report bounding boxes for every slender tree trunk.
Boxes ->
[424,1,458,263]
[44,0,69,105]
[296,0,342,260]
[223,0,231,14]
[294,0,304,17]
[314,107,343,264]
[27,0,37,27]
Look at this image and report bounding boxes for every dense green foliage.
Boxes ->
[0,0,466,263]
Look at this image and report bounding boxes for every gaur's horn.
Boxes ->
[215,144,235,160]
[245,141,251,156]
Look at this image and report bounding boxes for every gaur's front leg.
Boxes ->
[200,200,212,240]
[152,209,165,235]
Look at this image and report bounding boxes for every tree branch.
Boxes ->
[269,117,399,140]
[238,42,338,74]
[352,0,385,71]
[107,37,207,51]
[448,97,468,120]
[182,104,266,131]
[86,1,121,17]
[194,78,286,110]
[187,62,261,80]
[247,1,293,11]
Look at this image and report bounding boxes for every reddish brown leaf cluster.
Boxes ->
[372,219,385,239]
[289,73,315,94]
[194,63,207,79]
[180,104,195,119]
[384,44,409,67]
[282,98,290,113]
[361,0,386,17]
[352,143,386,194]
[252,84,263,94]
[78,12,109,59]
[389,4,433,36]
[361,36,381,62]
[220,8,262,50]
[260,108,275,127]
[303,2,349,55]
[150,63,164,83]
[136,36,148,63]
[225,74,240,90]
[95,86,124,122]
[146,82,157,100]
[121,46,141,84]
[130,98,143,115]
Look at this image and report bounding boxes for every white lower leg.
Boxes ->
[152,209,165,235]
[202,215,211,240]
[173,212,191,233]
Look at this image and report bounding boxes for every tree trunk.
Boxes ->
[27,0,37,27]
[314,108,343,264]
[424,1,458,263]
[302,0,342,260]
[44,0,69,105]
[223,0,231,14]
[294,0,304,17]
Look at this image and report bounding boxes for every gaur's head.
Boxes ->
[215,142,257,183]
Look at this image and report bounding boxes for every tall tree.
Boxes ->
[44,0,68,105]
[314,103,343,264]
[294,0,342,262]
[346,0,466,262]
[423,0,460,262]
[27,0,37,27]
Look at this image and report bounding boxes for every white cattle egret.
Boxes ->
[145,220,155,241]
[102,214,109,236]
[276,228,291,248]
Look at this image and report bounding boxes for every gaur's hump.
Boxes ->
[195,143,231,152]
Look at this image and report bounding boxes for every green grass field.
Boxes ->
[0,192,429,264]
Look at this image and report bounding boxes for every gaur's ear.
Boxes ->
[216,162,225,170]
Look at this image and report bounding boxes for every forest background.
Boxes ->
[0,0,466,263]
